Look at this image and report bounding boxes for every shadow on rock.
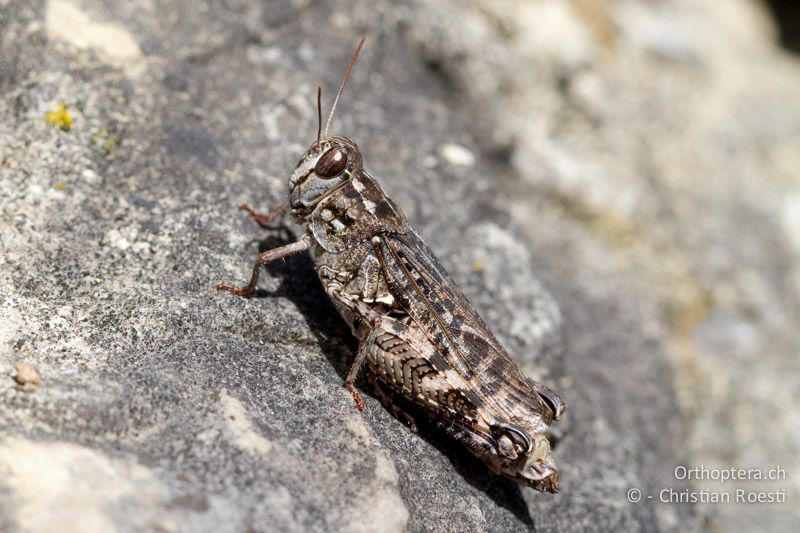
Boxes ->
[247,226,358,378]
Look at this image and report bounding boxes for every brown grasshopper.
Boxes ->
[217,37,566,492]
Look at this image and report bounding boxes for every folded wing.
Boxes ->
[371,228,552,431]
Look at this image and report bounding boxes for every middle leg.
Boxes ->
[217,233,312,296]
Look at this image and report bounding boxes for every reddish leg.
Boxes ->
[368,372,418,433]
[345,328,380,412]
[239,202,289,228]
[346,384,366,411]
[216,234,311,296]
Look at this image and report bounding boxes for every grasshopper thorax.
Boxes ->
[288,136,363,220]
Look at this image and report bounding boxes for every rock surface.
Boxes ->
[1,0,799,531]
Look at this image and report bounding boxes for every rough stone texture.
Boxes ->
[1,0,798,532]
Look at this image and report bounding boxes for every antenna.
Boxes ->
[316,86,322,146]
[324,36,366,138]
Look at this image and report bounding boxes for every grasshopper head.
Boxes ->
[288,136,362,219]
[289,38,367,219]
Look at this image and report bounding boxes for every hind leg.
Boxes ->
[344,328,381,411]
[368,371,418,433]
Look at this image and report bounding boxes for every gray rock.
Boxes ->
[1,1,798,532]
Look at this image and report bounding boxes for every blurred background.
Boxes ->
[1,1,798,532]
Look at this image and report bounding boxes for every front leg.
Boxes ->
[217,234,312,296]
[239,201,289,228]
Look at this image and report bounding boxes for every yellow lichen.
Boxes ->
[44,103,74,131]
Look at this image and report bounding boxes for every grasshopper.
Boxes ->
[217,37,565,492]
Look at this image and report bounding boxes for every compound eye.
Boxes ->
[315,148,348,178]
